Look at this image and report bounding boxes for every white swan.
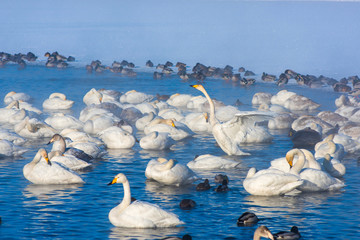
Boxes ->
[166,93,193,108]
[99,126,136,149]
[158,108,185,122]
[4,91,31,105]
[45,113,84,130]
[83,88,103,106]
[48,134,94,161]
[283,94,320,111]
[190,84,273,155]
[0,100,27,125]
[139,131,175,150]
[314,136,345,160]
[144,118,192,141]
[184,112,211,132]
[42,93,74,110]
[49,150,92,171]
[60,128,103,146]
[270,90,296,106]
[287,148,345,192]
[270,149,321,172]
[267,113,295,130]
[0,139,27,158]
[14,117,57,138]
[320,154,346,178]
[243,167,303,196]
[23,148,84,184]
[252,92,273,106]
[135,112,157,131]
[83,114,119,135]
[187,154,241,170]
[119,90,154,104]
[0,127,26,145]
[145,158,199,186]
[108,173,184,228]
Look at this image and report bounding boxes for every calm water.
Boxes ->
[0,64,359,239]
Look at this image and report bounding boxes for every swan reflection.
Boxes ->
[145,180,193,200]
[23,183,82,205]
[109,226,183,240]
[106,149,135,161]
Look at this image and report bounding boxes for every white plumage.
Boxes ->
[108,173,184,228]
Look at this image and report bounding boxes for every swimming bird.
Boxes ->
[139,131,175,150]
[48,150,92,171]
[196,179,211,191]
[179,199,196,210]
[0,139,27,158]
[187,154,240,170]
[23,148,84,184]
[321,153,346,178]
[161,234,192,240]
[4,91,31,105]
[190,84,273,155]
[237,212,259,226]
[253,226,274,240]
[287,148,345,192]
[48,134,93,161]
[214,175,228,185]
[99,126,136,149]
[108,173,184,228]
[145,158,199,186]
[214,179,230,192]
[273,226,301,240]
[42,92,74,110]
[289,125,322,149]
[243,167,303,196]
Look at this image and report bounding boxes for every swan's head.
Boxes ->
[203,112,209,122]
[6,100,20,109]
[108,173,128,185]
[286,148,304,168]
[324,153,331,161]
[254,226,274,240]
[157,157,168,163]
[5,91,16,98]
[325,134,335,142]
[190,84,205,92]
[39,148,51,166]
[48,134,63,144]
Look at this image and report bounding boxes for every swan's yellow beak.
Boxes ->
[44,156,52,166]
[107,177,117,185]
[190,84,199,88]
[170,121,175,128]
[286,155,293,168]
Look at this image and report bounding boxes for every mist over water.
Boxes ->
[1,0,360,77]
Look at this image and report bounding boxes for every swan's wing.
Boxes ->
[123,201,184,227]
[221,112,274,139]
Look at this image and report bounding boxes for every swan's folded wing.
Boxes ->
[221,112,274,139]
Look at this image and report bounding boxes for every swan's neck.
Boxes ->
[246,167,257,178]
[289,149,306,175]
[25,151,43,172]
[160,159,175,171]
[199,88,218,126]
[327,140,337,154]
[116,180,132,213]
[52,137,66,153]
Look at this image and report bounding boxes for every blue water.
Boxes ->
[0,63,359,239]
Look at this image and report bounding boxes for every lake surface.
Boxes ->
[0,63,359,239]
